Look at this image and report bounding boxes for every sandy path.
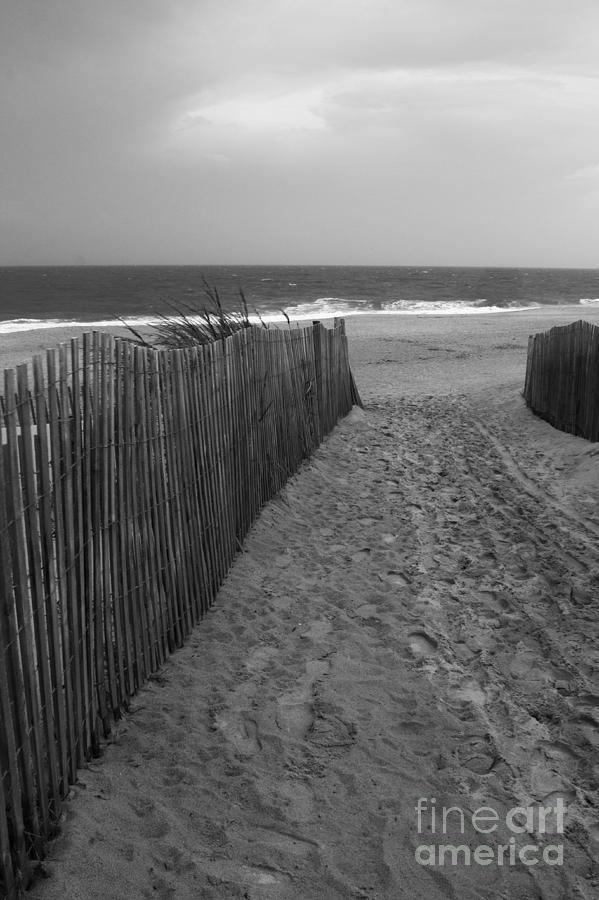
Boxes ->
[21,309,599,898]
[31,402,599,898]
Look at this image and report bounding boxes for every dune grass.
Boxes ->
[125,278,272,349]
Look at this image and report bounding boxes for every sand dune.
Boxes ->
[21,308,599,899]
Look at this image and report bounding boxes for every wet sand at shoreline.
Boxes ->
[18,307,599,898]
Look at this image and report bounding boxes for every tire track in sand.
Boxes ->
[378,395,599,898]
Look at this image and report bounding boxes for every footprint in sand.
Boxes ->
[353,603,384,622]
[214,713,262,757]
[240,824,320,860]
[381,570,411,587]
[455,680,486,707]
[244,644,279,675]
[459,736,496,774]
[507,650,570,690]
[129,796,155,818]
[351,548,372,562]
[579,693,599,709]
[308,713,356,751]
[536,740,580,764]
[298,619,333,644]
[276,657,330,739]
[476,589,511,615]
[198,859,290,891]
[588,823,599,843]
[542,789,576,810]
[128,797,170,840]
[407,631,438,657]
[571,712,599,748]
[275,780,315,823]
[530,766,574,802]
[276,699,315,738]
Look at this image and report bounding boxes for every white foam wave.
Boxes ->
[282,298,542,320]
[0,299,548,335]
[0,312,298,334]
[579,298,599,305]
[0,318,64,334]
[282,298,359,320]
[0,316,163,335]
[382,299,541,315]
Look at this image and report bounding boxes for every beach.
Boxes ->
[16,307,599,898]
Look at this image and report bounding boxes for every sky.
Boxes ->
[1,0,599,267]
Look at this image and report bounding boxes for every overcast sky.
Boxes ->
[2,0,598,267]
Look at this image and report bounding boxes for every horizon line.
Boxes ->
[2,262,599,272]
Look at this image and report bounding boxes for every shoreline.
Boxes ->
[1,303,599,375]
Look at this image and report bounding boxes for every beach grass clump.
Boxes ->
[126,278,266,349]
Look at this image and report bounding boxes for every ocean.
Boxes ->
[1,265,598,334]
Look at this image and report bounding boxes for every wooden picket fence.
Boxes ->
[0,318,361,898]
[524,319,599,442]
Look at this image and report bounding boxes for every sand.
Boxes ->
[11,307,599,898]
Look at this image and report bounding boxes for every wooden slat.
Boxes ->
[197,343,226,597]
[0,435,29,887]
[205,341,231,581]
[3,368,47,850]
[102,335,126,709]
[97,334,120,716]
[174,350,209,622]
[81,335,98,742]
[235,331,253,539]
[89,332,110,736]
[74,337,98,754]
[16,364,61,828]
[184,346,217,609]
[33,356,70,794]
[158,349,188,643]
[174,348,196,634]
[63,339,92,759]
[0,759,15,899]
[312,322,323,443]
[138,346,168,661]
[113,339,136,695]
[123,339,148,682]
[215,340,236,567]
[134,345,161,669]
[47,349,79,776]
[145,346,178,650]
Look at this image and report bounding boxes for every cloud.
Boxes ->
[178,87,327,134]
[566,163,599,183]
[181,0,599,83]
[166,62,599,162]
[2,0,599,264]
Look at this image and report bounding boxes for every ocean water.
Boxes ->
[0,265,598,334]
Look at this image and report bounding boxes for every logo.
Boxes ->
[414,797,565,867]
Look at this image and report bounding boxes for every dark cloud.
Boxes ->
[1,0,598,264]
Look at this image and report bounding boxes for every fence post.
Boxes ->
[333,317,362,409]
[312,321,323,443]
